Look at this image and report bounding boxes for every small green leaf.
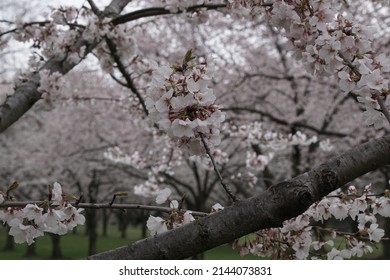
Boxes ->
[114,192,128,197]
[8,181,18,191]
[6,181,18,196]
[64,194,78,201]
[183,49,195,64]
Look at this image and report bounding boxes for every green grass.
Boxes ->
[0,225,262,260]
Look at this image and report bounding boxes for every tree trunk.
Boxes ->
[24,242,36,257]
[116,210,128,239]
[3,226,15,251]
[382,218,390,260]
[50,233,63,259]
[86,209,98,255]
[102,208,109,237]
[141,220,147,239]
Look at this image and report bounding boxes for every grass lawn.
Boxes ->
[0,225,263,260]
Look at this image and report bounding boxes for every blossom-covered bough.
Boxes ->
[0,0,390,259]
[0,182,85,245]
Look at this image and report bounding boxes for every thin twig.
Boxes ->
[200,133,239,202]
[374,93,390,125]
[0,201,208,217]
[105,37,149,115]
[313,225,390,241]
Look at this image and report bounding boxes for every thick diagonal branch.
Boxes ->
[88,134,390,259]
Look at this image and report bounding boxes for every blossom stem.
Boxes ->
[199,133,239,202]
[374,93,390,125]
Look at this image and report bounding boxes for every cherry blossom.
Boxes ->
[351,241,373,258]
[329,202,349,220]
[22,204,44,224]
[319,139,334,152]
[62,204,86,231]
[8,220,45,245]
[183,211,195,224]
[37,70,65,99]
[146,216,168,235]
[292,236,311,260]
[245,151,274,172]
[50,182,62,203]
[145,187,197,235]
[211,203,224,213]
[373,197,390,217]
[146,50,225,155]
[42,209,68,235]
[367,223,385,243]
[155,188,172,205]
[133,176,161,198]
[0,182,85,244]
[260,0,390,128]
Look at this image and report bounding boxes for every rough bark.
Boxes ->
[88,134,390,260]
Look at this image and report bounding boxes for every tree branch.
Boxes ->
[225,106,348,137]
[200,134,238,202]
[88,134,390,260]
[0,201,208,217]
[111,4,227,26]
[374,93,390,125]
[105,38,148,115]
[0,0,132,134]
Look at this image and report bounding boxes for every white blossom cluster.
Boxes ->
[133,172,164,198]
[146,188,195,235]
[227,0,390,128]
[264,0,390,128]
[226,121,331,151]
[37,70,65,101]
[13,6,86,65]
[0,183,85,245]
[245,151,274,172]
[146,51,225,155]
[234,185,389,259]
[104,147,147,169]
[146,187,224,235]
[104,144,183,198]
[189,148,229,170]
